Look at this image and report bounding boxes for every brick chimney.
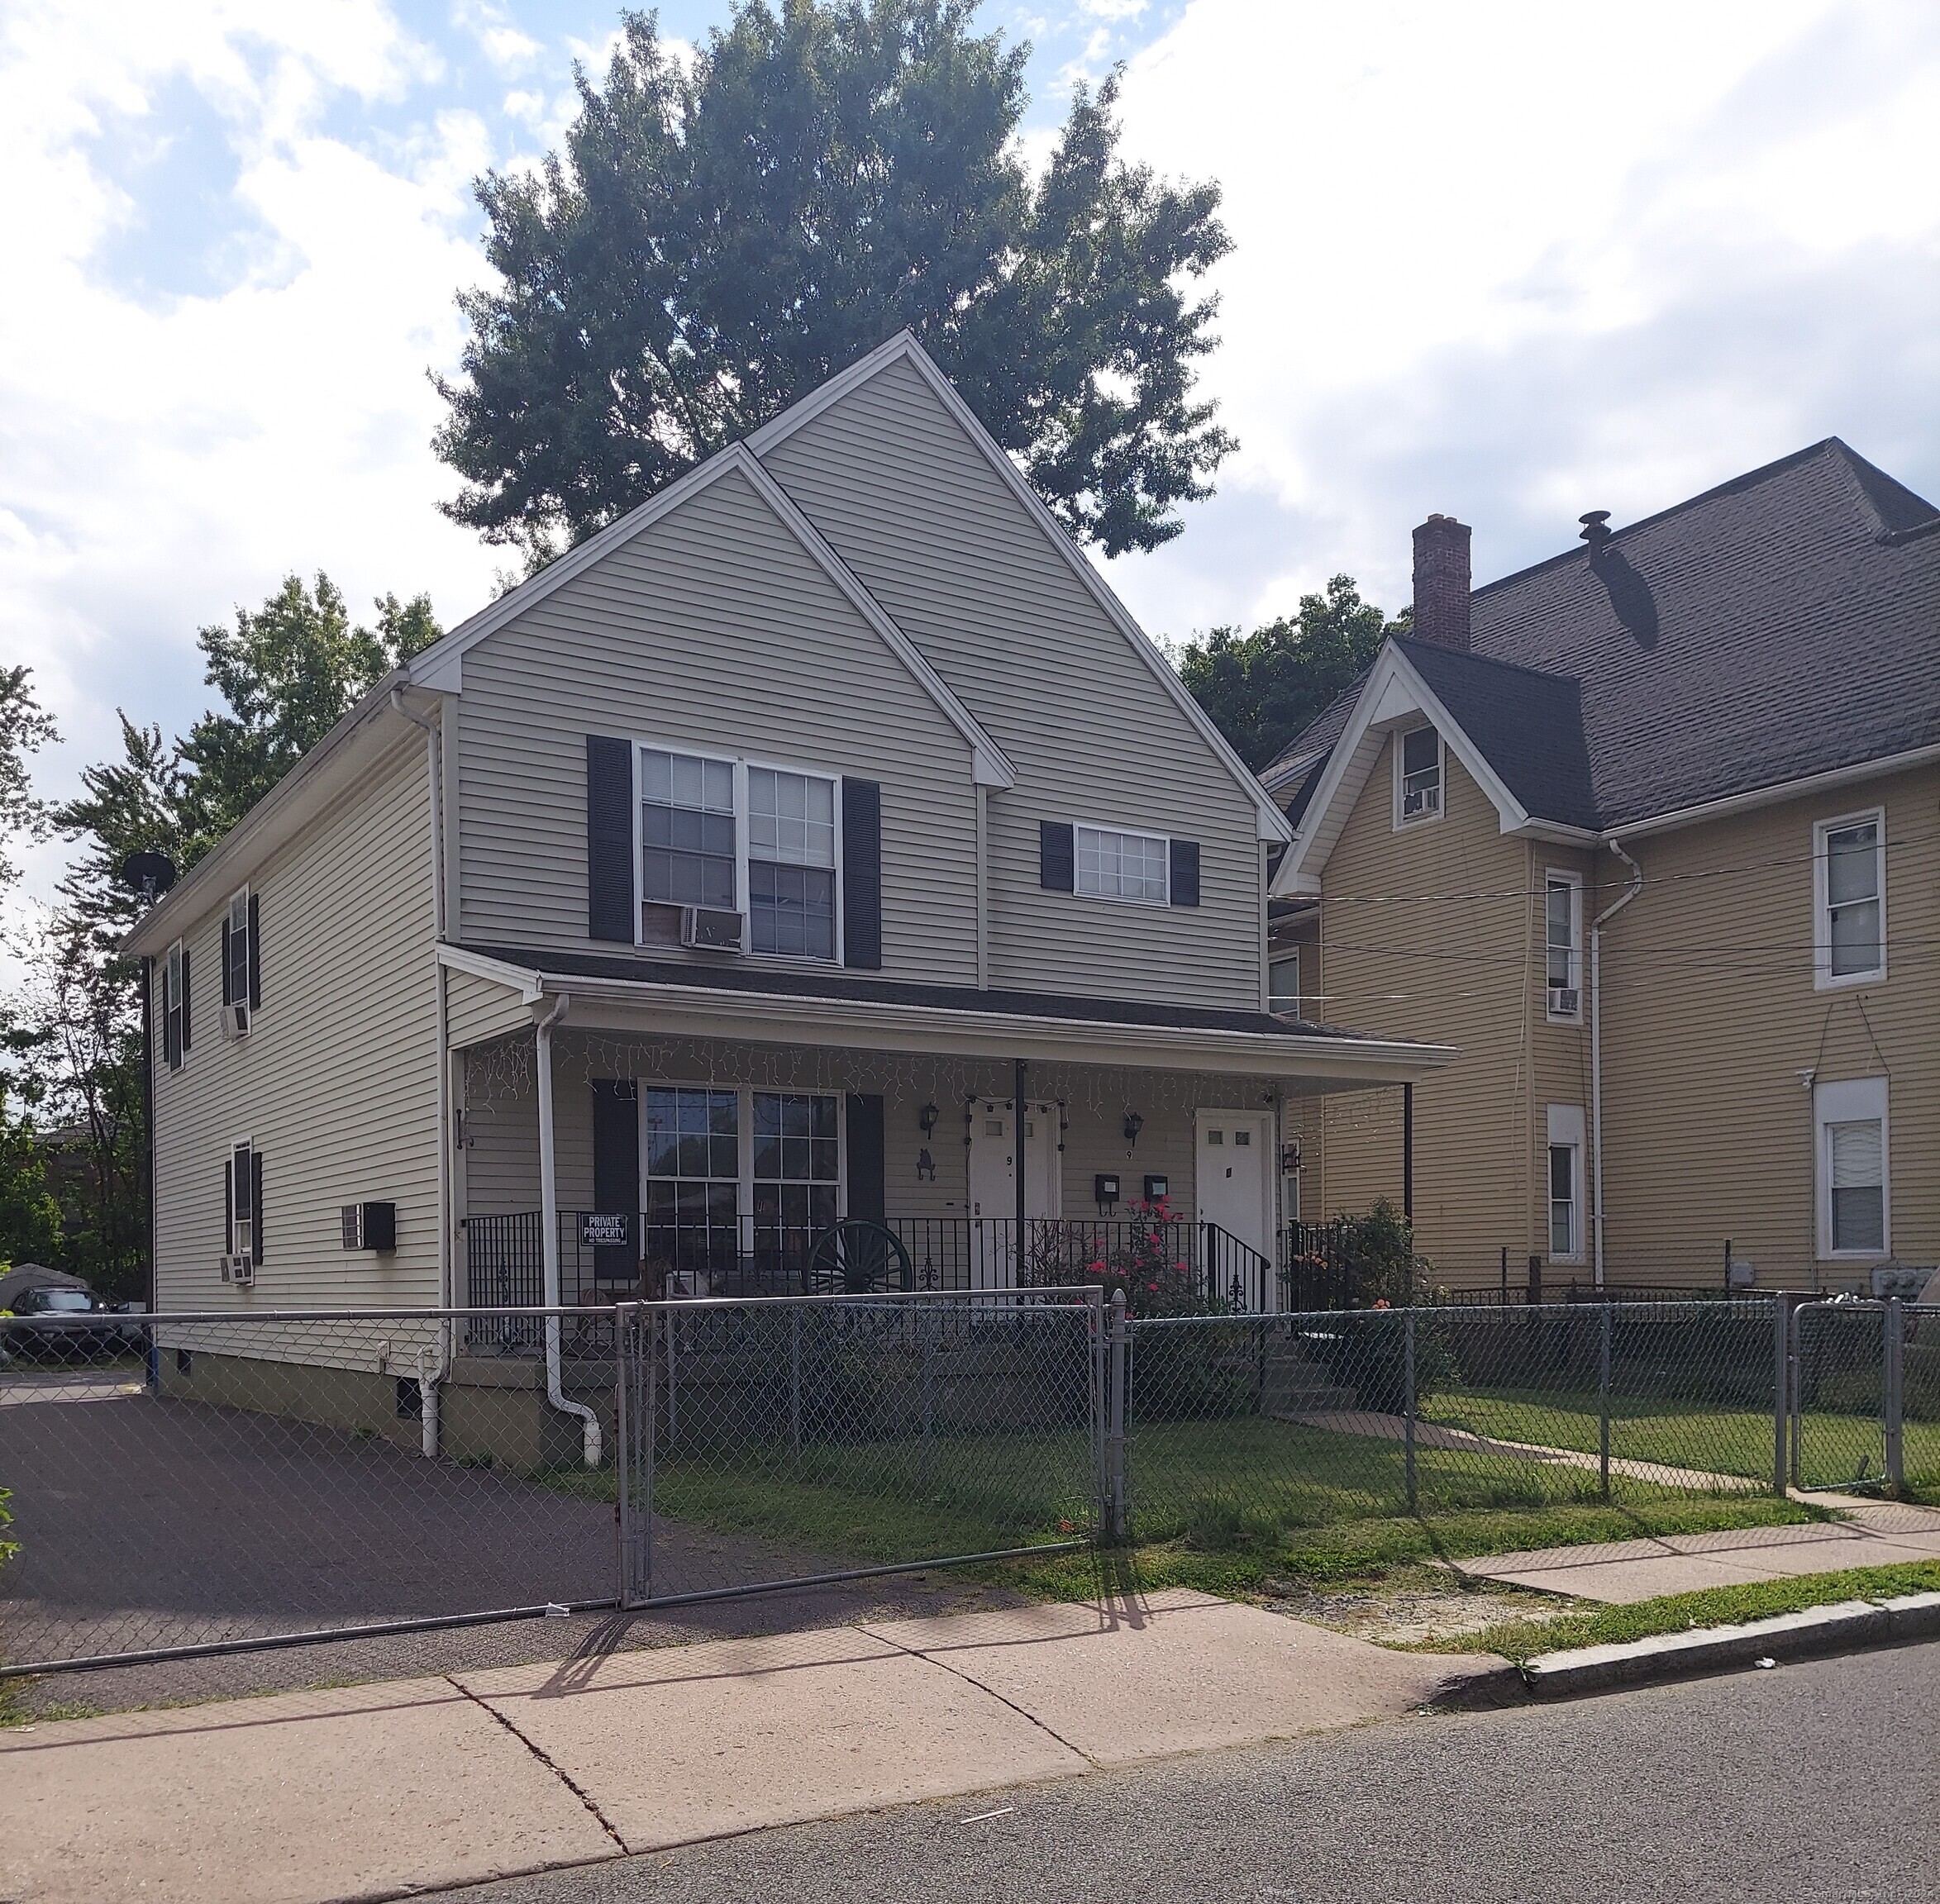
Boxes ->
[1411,513,1472,649]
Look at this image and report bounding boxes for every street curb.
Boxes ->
[1519,1591,1940,1697]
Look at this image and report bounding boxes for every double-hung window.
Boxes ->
[751,1092,840,1259]
[1546,1106,1585,1263]
[162,939,189,1070]
[1269,950,1302,1018]
[226,1140,260,1265]
[1545,873,1583,1021]
[1815,1078,1889,1258]
[1814,810,1885,987]
[638,747,840,959]
[1395,726,1442,826]
[642,1087,740,1278]
[1075,825,1169,903]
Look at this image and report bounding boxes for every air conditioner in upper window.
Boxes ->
[220,1000,251,1040]
[1547,986,1580,1017]
[681,907,745,951]
[1401,783,1442,818]
[220,1254,255,1287]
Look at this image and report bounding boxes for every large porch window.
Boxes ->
[752,1092,840,1268]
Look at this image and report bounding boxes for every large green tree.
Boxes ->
[1176,577,1410,774]
[0,665,58,897]
[435,1,1234,566]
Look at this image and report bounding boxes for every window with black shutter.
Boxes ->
[1039,821,1075,891]
[1168,838,1200,907]
[164,940,186,1069]
[585,735,636,942]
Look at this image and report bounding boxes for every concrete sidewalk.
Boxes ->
[0,1590,1499,1904]
[1452,1502,1940,1604]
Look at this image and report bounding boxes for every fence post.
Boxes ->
[1599,1300,1613,1501]
[1885,1297,1905,1493]
[1107,1290,1129,1543]
[1773,1294,1791,1497]
[1403,1310,1418,1513]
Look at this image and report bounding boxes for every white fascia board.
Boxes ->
[405,443,1013,789]
[732,454,1015,787]
[529,966,1455,1083]
[435,942,544,1003]
[750,331,1294,845]
[1610,740,1940,842]
[1269,642,1530,897]
[123,679,411,958]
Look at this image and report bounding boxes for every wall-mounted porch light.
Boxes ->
[1123,1109,1144,1150]
[918,1101,940,1136]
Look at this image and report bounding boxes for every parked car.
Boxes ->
[0,1284,132,1364]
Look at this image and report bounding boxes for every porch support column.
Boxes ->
[1013,1057,1028,1240]
[537,995,602,1468]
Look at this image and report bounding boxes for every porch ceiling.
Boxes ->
[439,945,1454,1092]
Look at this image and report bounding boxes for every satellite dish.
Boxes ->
[119,850,179,900]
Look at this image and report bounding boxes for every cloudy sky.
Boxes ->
[5,0,1939,906]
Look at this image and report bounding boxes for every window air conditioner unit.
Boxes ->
[341,1201,398,1252]
[1401,785,1441,818]
[220,1000,251,1040]
[221,1254,255,1287]
[1548,986,1580,1017]
[681,906,745,951]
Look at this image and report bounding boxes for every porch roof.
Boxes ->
[441,943,1455,1089]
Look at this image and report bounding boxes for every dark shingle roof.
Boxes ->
[1270,439,1940,832]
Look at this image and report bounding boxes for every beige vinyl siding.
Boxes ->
[1596,762,1939,1288]
[451,464,980,983]
[757,355,1264,1009]
[150,737,441,1308]
[446,969,532,1050]
[1308,741,1535,1283]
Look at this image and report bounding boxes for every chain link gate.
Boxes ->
[1792,1299,1940,1493]
[615,1288,1106,1611]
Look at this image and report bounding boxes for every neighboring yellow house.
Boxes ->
[1262,442,1940,1296]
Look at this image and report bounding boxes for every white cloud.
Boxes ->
[1096,0,1940,640]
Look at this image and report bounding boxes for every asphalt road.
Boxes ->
[448,1640,1940,1904]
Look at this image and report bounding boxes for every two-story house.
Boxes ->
[124,332,1447,1453]
[1265,440,1940,1295]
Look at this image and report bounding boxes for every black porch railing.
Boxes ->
[462,1211,1277,1316]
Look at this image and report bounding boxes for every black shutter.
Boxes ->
[585,735,636,943]
[841,778,882,969]
[247,893,261,1009]
[250,1150,264,1266]
[1040,821,1075,891]
[590,1081,640,1284]
[180,947,192,1050]
[221,918,233,1006]
[846,1093,885,1221]
[1169,839,1200,907]
[223,1156,233,1254]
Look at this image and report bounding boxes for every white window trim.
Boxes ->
[1546,1104,1586,1265]
[1814,1076,1890,1261]
[1071,819,1172,907]
[1392,725,1444,831]
[635,1080,849,1244]
[1544,869,1584,1023]
[632,740,846,965]
[164,938,186,1070]
[1812,806,1886,991]
[226,1135,255,1259]
[226,886,252,1009]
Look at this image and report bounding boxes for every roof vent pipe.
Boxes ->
[1579,510,1613,551]
[1411,513,1472,649]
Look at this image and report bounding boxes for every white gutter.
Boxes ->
[391,687,453,1455]
[1590,840,1644,1288]
[536,992,602,1468]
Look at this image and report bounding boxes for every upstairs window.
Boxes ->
[222,888,260,1030]
[1395,726,1442,827]
[1814,811,1885,988]
[641,750,736,911]
[1545,873,1583,1021]
[162,939,190,1070]
[748,768,837,959]
[1075,825,1169,903]
[1269,950,1302,1017]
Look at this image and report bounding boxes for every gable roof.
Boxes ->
[749,331,1294,845]
[1272,437,1940,847]
[406,443,1015,788]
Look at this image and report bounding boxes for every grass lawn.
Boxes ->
[1439,1558,1940,1664]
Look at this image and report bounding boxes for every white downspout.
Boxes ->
[392,685,452,1454]
[536,992,602,1467]
[1590,840,1644,1289]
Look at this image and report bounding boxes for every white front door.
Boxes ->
[968,1098,1060,1288]
[1194,1110,1273,1259]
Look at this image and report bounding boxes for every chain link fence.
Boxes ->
[7,1292,1933,1687]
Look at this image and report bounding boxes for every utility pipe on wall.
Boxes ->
[1590,840,1644,1288]
[536,992,603,1467]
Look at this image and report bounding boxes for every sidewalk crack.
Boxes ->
[859,1625,1093,1765]
[444,1676,626,1852]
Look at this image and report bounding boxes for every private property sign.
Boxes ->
[580,1213,633,1249]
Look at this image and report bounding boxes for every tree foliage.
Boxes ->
[1175,577,1410,774]
[435,1,1235,566]
[0,665,59,896]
